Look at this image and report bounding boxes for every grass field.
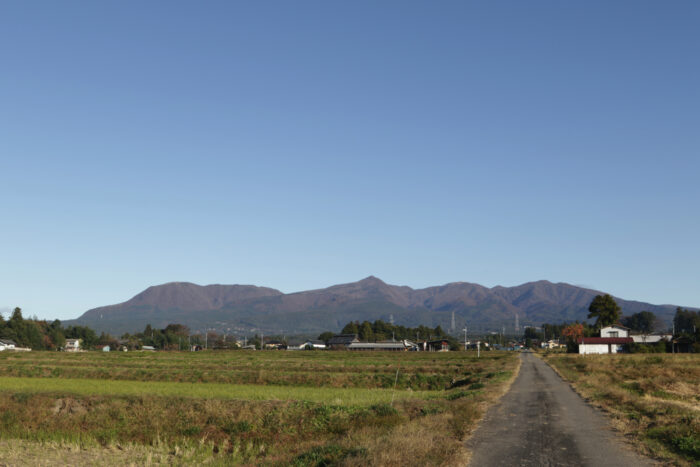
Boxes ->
[543,353,700,466]
[0,350,519,466]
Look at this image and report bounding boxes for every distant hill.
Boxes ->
[64,276,691,336]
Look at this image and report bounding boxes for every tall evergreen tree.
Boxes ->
[587,294,621,328]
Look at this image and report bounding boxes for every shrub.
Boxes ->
[290,444,366,467]
[222,421,251,435]
[647,425,700,461]
[448,403,479,440]
[370,403,398,417]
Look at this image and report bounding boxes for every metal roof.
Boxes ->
[347,342,410,350]
[327,334,359,345]
[578,337,633,345]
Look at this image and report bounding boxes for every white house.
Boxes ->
[600,325,629,338]
[578,324,634,354]
[541,339,564,350]
[65,339,81,352]
[0,339,16,351]
[631,333,672,344]
[578,337,633,354]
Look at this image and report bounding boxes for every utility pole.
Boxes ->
[672,321,675,354]
[462,327,468,351]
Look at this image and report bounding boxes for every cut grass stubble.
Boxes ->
[0,376,428,405]
[0,350,519,466]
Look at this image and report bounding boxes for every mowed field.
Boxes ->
[543,353,700,466]
[0,350,518,466]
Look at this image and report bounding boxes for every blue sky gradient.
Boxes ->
[1,1,699,320]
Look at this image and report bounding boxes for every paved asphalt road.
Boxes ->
[466,351,654,467]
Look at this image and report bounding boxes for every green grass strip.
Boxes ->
[0,376,429,405]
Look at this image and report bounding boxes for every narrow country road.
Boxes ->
[466,351,654,467]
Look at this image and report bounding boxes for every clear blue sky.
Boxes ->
[1,1,698,321]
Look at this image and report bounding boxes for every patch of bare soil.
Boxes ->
[52,398,87,416]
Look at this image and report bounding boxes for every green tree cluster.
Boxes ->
[620,311,657,334]
[64,325,99,348]
[133,323,191,350]
[339,320,450,342]
[673,307,699,340]
[587,294,621,328]
[540,321,596,340]
[0,308,68,349]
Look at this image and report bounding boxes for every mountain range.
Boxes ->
[64,276,690,336]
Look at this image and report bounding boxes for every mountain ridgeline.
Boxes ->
[65,277,687,336]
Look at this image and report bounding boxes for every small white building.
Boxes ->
[600,325,630,338]
[579,324,633,354]
[0,339,16,351]
[631,334,672,344]
[299,340,327,350]
[541,339,564,349]
[65,339,81,352]
[347,340,417,351]
[578,337,633,354]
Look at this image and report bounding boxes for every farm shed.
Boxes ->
[578,337,633,355]
[0,339,16,351]
[631,333,672,344]
[264,341,287,350]
[347,340,417,351]
[327,334,360,350]
[300,340,327,350]
[423,340,450,352]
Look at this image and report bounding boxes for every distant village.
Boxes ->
[1,299,698,354]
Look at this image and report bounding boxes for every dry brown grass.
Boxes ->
[543,353,700,466]
[0,351,520,466]
[0,439,202,466]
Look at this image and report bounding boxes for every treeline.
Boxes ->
[534,306,662,341]
[324,320,461,350]
[335,320,450,342]
[121,324,191,350]
[0,307,102,350]
[0,308,198,351]
[539,306,700,353]
[0,306,281,351]
[537,308,699,339]
[673,307,700,340]
[526,322,598,341]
